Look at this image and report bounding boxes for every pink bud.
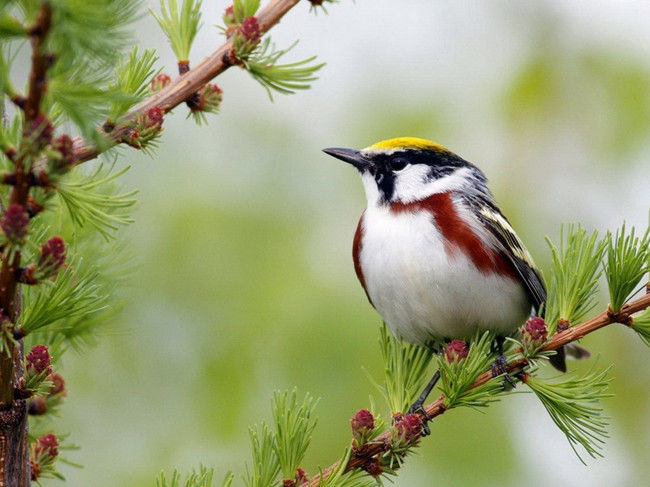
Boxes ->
[523,317,548,344]
[350,409,374,437]
[444,340,469,363]
[39,236,66,273]
[150,73,171,92]
[144,106,164,129]
[238,16,261,43]
[1,204,29,244]
[223,5,236,26]
[35,433,59,457]
[26,345,51,375]
[25,114,54,147]
[49,373,66,396]
[52,134,74,167]
[394,413,423,443]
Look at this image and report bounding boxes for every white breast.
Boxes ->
[359,205,530,346]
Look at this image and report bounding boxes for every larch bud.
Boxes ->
[50,373,66,396]
[24,113,54,149]
[238,16,261,43]
[199,84,223,113]
[444,339,469,363]
[350,409,374,438]
[523,317,548,345]
[143,106,164,129]
[150,73,171,92]
[26,345,52,375]
[28,396,48,416]
[223,5,236,26]
[1,204,29,244]
[393,413,423,444]
[39,236,66,274]
[51,134,75,169]
[35,433,59,457]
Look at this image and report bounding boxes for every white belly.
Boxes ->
[359,206,530,346]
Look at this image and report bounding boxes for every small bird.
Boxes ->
[324,137,563,417]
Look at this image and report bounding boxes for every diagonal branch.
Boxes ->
[71,0,301,165]
[307,292,650,485]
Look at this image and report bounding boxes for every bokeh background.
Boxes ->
[53,1,650,485]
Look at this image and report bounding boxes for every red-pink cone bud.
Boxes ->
[523,317,548,344]
[238,16,261,43]
[350,409,374,436]
[26,345,52,375]
[1,204,29,244]
[24,114,54,148]
[52,134,74,167]
[150,73,171,92]
[49,373,66,396]
[39,236,66,273]
[223,5,236,26]
[296,468,307,484]
[199,84,223,113]
[362,457,382,477]
[394,413,423,443]
[444,339,468,363]
[28,396,48,416]
[35,433,59,457]
[144,106,164,129]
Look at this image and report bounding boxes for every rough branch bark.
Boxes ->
[71,0,301,165]
[308,292,650,485]
[0,3,53,485]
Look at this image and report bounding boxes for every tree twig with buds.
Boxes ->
[71,0,302,165]
[307,292,650,485]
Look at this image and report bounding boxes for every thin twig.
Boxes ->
[71,0,301,165]
[308,292,650,485]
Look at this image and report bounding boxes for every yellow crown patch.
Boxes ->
[367,137,447,152]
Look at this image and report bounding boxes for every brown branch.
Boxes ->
[0,3,53,485]
[71,0,301,165]
[308,292,650,485]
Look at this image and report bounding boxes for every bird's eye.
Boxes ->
[390,157,409,172]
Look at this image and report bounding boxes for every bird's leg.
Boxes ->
[491,335,515,388]
[406,369,441,436]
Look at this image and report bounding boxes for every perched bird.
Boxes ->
[324,137,564,417]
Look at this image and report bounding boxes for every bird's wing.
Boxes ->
[464,194,547,310]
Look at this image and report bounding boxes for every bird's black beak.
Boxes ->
[322,147,370,171]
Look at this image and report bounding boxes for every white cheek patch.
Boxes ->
[394,166,474,203]
[361,171,380,206]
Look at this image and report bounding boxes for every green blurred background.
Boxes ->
[54,1,650,485]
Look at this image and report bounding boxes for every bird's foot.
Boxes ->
[491,354,516,389]
[406,400,432,436]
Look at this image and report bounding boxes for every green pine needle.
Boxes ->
[272,389,318,481]
[20,257,108,335]
[151,0,202,61]
[56,164,137,240]
[244,39,325,100]
[244,422,280,487]
[233,0,261,22]
[544,225,606,334]
[49,0,141,67]
[367,324,434,414]
[155,466,215,487]
[525,366,612,463]
[631,308,650,347]
[316,448,375,487]
[604,224,650,312]
[436,332,504,409]
[0,13,28,38]
[108,46,159,121]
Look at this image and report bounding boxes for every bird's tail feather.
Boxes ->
[549,343,591,372]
